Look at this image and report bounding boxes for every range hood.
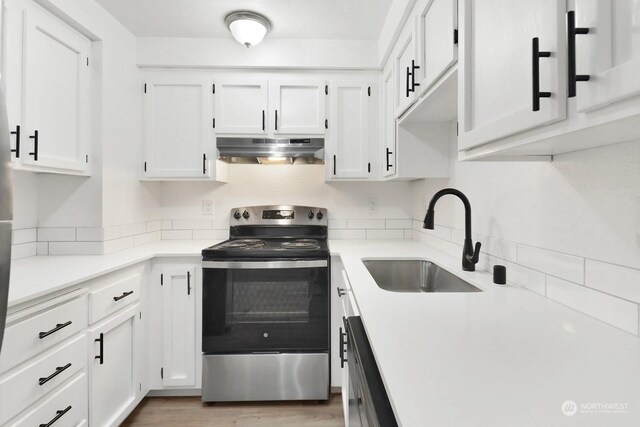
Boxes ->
[217,137,324,165]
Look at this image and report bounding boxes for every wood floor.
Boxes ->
[122,395,344,427]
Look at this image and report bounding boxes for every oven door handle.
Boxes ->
[202,260,327,269]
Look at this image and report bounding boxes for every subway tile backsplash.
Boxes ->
[412,219,640,337]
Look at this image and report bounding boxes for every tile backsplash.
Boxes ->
[412,220,640,337]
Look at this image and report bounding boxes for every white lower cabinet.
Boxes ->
[89,303,141,427]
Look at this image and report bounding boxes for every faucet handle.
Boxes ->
[470,241,482,264]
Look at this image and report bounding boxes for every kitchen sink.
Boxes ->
[362,259,482,293]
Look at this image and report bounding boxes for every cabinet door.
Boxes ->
[214,79,267,134]
[143,76,213,178]
[394,20,419,116]
[382,65,396,178]
[416,0,458,92]
[21,2,90,172]
[4,0,24,163]
[89,304,139,427]
[328,81,370,179]
[270,80,327,134]
[458,0,567,151]
[161,266,197,387]
[574,1,640,112]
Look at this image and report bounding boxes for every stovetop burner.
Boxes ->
[220,239,266,249]
[281,239,320,249]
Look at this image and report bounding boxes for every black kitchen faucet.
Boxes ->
[423,188,482,272]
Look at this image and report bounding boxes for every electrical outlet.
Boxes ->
[368,198,377,215]
[202,199,214,215]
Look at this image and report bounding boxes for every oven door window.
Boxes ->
[203,265,329,353]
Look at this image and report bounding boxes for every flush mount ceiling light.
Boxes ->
[225,11,272,48]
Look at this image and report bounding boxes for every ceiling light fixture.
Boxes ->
[225,11,272,48]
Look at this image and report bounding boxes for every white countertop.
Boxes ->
[332,239,640,427]
[8,238,640,425]
[8,240,219,308]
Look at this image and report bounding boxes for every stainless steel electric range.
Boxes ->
[201,205,330,402]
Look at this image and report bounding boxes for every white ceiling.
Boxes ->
[95,0,394,40]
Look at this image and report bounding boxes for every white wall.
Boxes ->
[159,165,413,228]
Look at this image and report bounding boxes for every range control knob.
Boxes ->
[308,211,315,220]
[242,210,250,219]
[233,211,241,220]
[316,211,324,220]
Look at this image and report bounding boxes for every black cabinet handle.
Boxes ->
[385,148,393,171]
[10,125,20,158]
[202,153,207,175]
[95,332,104,364]
[262,110,265,131]
[567,11,590,98]
[39,321,72,339]
[532,37,552,112]
[187,271,191,295]
[38,363,71,386]
[29,129,38,161]
[333,154,336,175]
[411,59,420,91]
[39,405,72,427]
[405,66,410,98]
[339,326,347,368]
[275,110,278,131]
[113,290,134,301]
[337,286,346,297]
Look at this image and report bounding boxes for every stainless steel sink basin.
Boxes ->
[362,259,482,293]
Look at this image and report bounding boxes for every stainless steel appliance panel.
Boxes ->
[0,222,10,352]
[0,84,13,354]
[202,353,329,402]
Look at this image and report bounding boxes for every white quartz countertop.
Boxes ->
[331,239,640,427]
[8,240,219,308]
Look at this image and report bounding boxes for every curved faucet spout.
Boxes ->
[422,188,481,272]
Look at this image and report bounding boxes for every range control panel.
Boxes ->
[230,205,327,226]
[262,210,295,220]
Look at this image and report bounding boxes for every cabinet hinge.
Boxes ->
[144,83,147,94]
[325,85,328,95]
[212,118,216,129]
[212,84,215,94]
[368,162,371,173]
[160,368,164,379]
[86,57,89,66]
[160,273,164,285]
[325,119,328,130]
[85,154,88,163]
[368,87,371,97]
[453,29,458,45]
[143,161,147,172]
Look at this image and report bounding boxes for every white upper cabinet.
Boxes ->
[143,75,215,179]
[394,19,419,116]
[381,65,396,178]
[327,80,374,180]
[6,0,91,174]
[458,0,567,151]
[270,80,327,135]
[415,0,458,93]
[214,79,268,135]
[573,0,640,113]
[161,266,197,388]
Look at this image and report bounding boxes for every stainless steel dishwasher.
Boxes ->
[345,316,398,427]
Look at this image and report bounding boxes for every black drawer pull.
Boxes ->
[29,129,39,161]
[113,290,134,301]
[532,37,552,111]
[202,153,207,175]
[39,405,72,427]
[10,125,20,158]
[339,326,348,368]
[187,271,192,295]
[38,363,71,386]
[410,59,420,91]
[567,11,590,98]
[95,332,104,364]
[405,66,410,98]
[39,321,72,339]
[337,287,346,297]
[385,147,393,171]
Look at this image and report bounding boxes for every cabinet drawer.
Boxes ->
[0,296,86,373]
[89,273,141,324]
[6,372,87,427]
[0,334,86,424]
[339,270,360,318]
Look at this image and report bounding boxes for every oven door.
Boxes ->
[202,259,329,354]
